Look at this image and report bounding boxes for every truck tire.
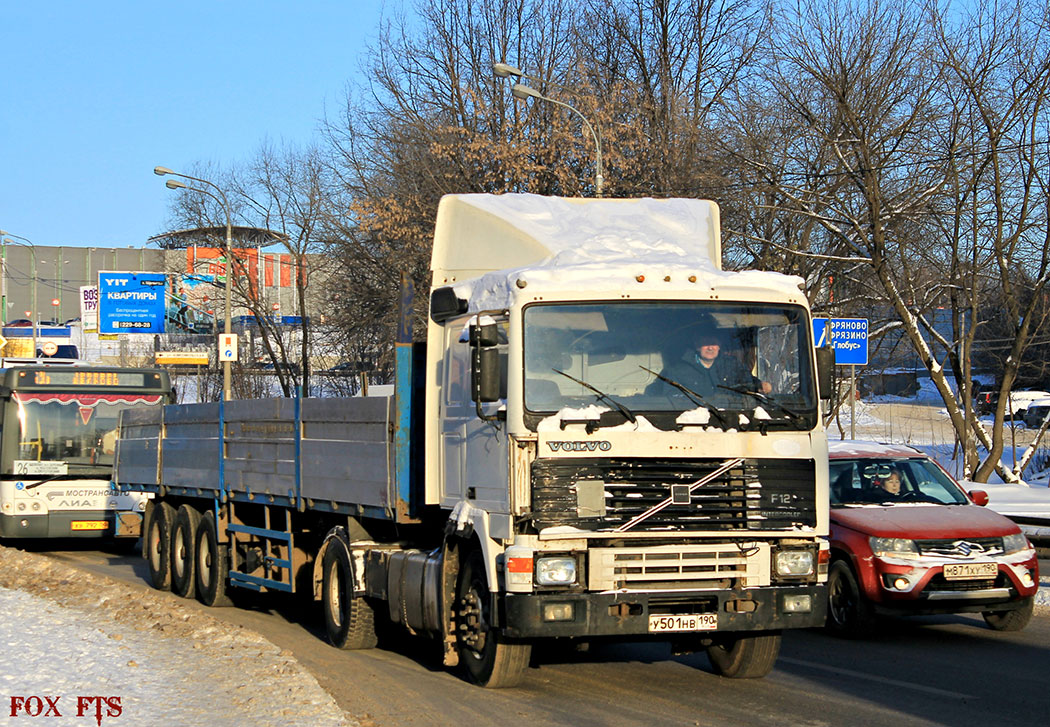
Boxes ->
[145,501,175,591]
[194,510,232,607]
[706,632,782,679]
[455,548,531,688]
[171,504,201,598]
[983,597,1034,632]
[321,537,378,650]
[826,559,875,638]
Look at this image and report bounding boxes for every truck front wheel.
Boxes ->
[706,632,782,679]
[321,537,378,650]
[145,501,175,591]
[455,549,531,688]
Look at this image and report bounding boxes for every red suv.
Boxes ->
[826,441,1038,635]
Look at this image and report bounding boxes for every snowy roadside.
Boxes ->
[0,546,356,727]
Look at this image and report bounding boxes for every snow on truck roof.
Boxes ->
[431,193,807,312]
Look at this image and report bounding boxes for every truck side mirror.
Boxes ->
[816,347,835,401]
[473,347,501,402]
[469,321,505,421]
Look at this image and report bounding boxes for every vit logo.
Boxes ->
[547,441,612,452]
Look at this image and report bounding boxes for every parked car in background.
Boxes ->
[826,441,1038,636]
[975,389,1050,419]
[1022,398,1050,428]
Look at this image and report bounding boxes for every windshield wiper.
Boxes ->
[552,369,637,425]
[717,384,807,425]
[23,475,68,490]
[639,366,729,429]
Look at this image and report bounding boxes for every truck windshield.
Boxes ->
[523,302,816,430]
[8,392,165,475]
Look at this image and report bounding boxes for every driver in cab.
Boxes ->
[660,327,772,401]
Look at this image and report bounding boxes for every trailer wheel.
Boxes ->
[194,510,232,607]
[455,548,531,688]
[321,537,378,649]
[706,632,782,679]
[171,504,201,598]
[145,501,175,591]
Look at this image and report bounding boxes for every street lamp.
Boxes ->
[493,63,604,197]
[0,231,38,355]
[154,166,235,401]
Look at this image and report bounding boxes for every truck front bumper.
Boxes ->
[502,584,826,638]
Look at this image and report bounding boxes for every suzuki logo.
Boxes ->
[547,441,612,452]
[953,540,985,556]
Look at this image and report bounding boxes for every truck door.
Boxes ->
[439,319,509,512]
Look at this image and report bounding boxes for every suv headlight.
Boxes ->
[869,537,919,559]
[536,556,577,586]
[1003,532,1031,555]
[775,550,815,577]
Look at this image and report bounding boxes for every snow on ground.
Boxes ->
[0,546,355,727]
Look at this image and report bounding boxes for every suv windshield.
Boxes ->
[522,301,817,430]
[830,458,969,506]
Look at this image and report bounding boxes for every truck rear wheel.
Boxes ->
[145,501,175,591]
[171,505,201,598]
[194,510,232,607]
[321,537,378,650]
[455,549,531,688]
[706,632,781,679]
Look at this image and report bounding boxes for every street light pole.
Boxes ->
[0,232,38,355]
[493,63,604,197]
[154,167,235,401]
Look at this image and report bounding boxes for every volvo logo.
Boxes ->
[547,441,612,452]
[953,540,985,556]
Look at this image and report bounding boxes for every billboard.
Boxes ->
[98,272,167,334]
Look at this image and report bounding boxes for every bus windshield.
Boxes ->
[9,392,164,475]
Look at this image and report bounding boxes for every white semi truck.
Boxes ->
[115,194,832,687]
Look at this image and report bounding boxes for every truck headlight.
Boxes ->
[775,550,814,577]
[869,537,919,559]
[1002,532,1030,555]
[536,556,577,586]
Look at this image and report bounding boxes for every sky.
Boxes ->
[1,1,393,248]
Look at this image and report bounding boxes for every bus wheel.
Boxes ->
[194,510,232,607]
[455,548,531,688]
[321,534,378,650]
[145,501,175,591]
[171,504,201,598]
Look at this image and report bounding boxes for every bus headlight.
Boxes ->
[775,550,815,577]
[536,557,577,586]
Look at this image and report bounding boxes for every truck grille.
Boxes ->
[588,543,770,590]
[531,457,815,532]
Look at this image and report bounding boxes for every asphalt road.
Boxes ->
[26,545,1050,727]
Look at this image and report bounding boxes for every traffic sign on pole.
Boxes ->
[813,317,868,366]
[219,333,238,362]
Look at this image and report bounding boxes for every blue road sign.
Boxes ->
[98,272,168,334]
[813,317,868,366]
